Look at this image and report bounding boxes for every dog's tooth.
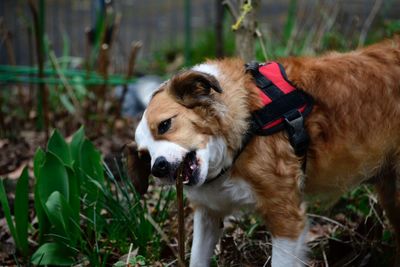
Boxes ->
[182,179,190,185]
[190,163,197,170]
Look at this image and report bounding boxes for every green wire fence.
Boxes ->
[0,65,137,86]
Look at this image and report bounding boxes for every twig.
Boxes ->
[96,43,110,126]
[223,0,260,62]
[176,162,186,267]
[3,30,26,118]
[126,243,133,266]
[314,4,339,50]
[222,0,239,20]
[262,256,271,267]
[307,213,347,229]
[358,0,383,47]
[126,41,142,79]
[28,0,49,140]
[307,213,370,243]
[27,26,34,110]
[145,212,180,260]
[363,185,385,227]
[231,0,253,31]
[255,29,268,60]
[321,243,329,267]
[108,13,122,49]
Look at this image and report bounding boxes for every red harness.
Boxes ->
[205,61,313,183]
[246,61,314,156]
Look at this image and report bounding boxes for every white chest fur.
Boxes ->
[185,174,256,215]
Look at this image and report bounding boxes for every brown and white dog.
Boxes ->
[133,37,400,266]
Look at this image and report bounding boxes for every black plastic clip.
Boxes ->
[245,61,261,72]
[283,109,309,157]
[244,62,272,89]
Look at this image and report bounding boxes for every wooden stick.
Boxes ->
[176,164,186,267]
[126,41,142,79]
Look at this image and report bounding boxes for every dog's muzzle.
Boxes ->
[151,152,200,185]
[151,156,171,178]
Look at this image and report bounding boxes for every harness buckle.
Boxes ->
[245,61,273,89]
[245,61,261,72]
[283,110,309,157]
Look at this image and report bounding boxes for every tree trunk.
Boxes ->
[234,0,260,62]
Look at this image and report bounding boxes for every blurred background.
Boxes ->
[2,0,400,71]
[1,1,400,266]
[1,0,399,138]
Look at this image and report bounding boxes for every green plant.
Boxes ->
[101,160,175,259]
[31,127,102,265]
[0,168,30,258]
[0,127,174,265]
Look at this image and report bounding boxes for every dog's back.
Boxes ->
[276,38,400,200]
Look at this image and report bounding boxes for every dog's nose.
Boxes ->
[151,156,170,177]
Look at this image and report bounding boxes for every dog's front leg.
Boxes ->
[240,136,309,266]
[259,188,308,267]
[258,187,308,267]
[270,223,308,267]
[190,208,223,267]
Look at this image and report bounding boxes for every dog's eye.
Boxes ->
[158,118,171,135]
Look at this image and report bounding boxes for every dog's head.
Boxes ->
[134,68,233,189]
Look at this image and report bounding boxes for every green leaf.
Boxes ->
[37,152,70,203]
[34,148,50,243]
[60,94,75,114]
[66,167,80,226]
[48,129,72,167]
[14,167,30,256]
[81,140,104,182]
[0,179,18,251]
[31,242,75,266]
[35,152,71,242]
[80,140,104,206]
[72,77,87,100]
[34,148,46,179]
[45,191,80,245]
[113,261,126,267]
[132,255,146,265]
[70,126,85,165]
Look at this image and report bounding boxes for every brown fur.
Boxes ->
[142,37,400,256]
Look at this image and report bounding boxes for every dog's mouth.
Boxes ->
[178,151,200,185]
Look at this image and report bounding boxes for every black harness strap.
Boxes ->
[246,61,313,159]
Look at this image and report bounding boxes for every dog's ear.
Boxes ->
[169,70,223,108]
[124,141,151,196]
